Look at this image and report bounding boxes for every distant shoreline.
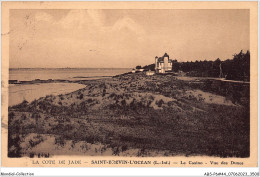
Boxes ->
[9,77,112,85]
[9,67,132,70]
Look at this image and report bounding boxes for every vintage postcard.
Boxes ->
[1,1,258,168]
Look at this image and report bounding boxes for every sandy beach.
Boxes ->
[9,83,86,106]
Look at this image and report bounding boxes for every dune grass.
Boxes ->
[8,73,249,157]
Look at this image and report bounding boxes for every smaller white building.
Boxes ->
[137,68,144,72]
[132,68,144,73]
[146,70,155,76]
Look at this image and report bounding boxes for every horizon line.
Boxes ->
[9,67,133,69]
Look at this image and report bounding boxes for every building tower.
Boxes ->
[163,53,169,72]
[155,56,158,71]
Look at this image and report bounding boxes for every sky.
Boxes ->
[10,9,249,68]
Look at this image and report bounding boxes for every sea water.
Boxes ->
[8,68,131,106]
[9,68,131,81]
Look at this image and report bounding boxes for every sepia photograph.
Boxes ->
[1,1,258,169]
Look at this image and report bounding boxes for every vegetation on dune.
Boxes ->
[173,50,250,81]
[8,72,250,157]
[138,50,250,81]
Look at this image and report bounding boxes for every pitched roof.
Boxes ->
[158,57,164,62]
[163,53,169,57]
[155,53,172,63]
